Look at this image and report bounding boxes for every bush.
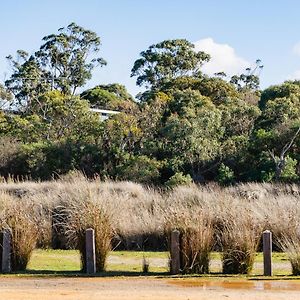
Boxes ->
[280,156,298,181]
[117,155,161,184]
[219,217,261,274]
[165,172,193,188]
[59,183,113,272]
[166,207,214,274]
[0,194,39,271]
[2,141,102,180]
[217,163,235,185]
[0,137,21,174]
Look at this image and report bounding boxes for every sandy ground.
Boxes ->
[0,277,300,300]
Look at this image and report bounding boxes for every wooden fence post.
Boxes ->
[86,228,96,274]
[2,229,11,273]
[170,229,180,275]
[263,230,272,276]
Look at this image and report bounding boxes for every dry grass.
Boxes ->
[261,195,300,275]
[51,177,114,272]
[166,210,214,274]
[0,174,299,274]
[0,192,39,271]
[219,216,262,274]
[164,187,215,274]
[7,201,39,270]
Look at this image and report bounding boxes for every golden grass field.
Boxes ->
[0,174,300,298]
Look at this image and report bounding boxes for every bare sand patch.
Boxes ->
[0,277,299,300]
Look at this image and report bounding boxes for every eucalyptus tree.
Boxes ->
[131,39,210,92]
[5,23,106,113]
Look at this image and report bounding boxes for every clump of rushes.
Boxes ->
[166,209,214,274]
[219,215,261,274]
[277,233,300,275]
[260,196,300,276]
[60,185,113,272]
[3,197,39,271]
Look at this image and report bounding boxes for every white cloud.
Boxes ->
[286,43,300,80]
[292,42,300,56]
[288,69,300,80]
[194,38,250,77]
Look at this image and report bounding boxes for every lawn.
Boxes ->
[23,249,294,278]
[26,249,170,275]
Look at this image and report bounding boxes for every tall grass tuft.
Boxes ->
[0,193,39,271]
[215,194,262,275]
[278,234,300,275]
[58,182,113,272]
[219,217,261,274]
[266,196,300,275]
[165,204,214,274]
[180,215,214,274]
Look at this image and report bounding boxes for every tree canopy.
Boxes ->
[131,39,210,90]
[5,23,106,113]
[0,30,299,184]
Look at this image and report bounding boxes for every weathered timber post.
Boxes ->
[85,228,96,274]
[170,229,180,275]
[263,230,272,276]
[2,229,12,273]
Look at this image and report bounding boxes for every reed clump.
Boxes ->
[264,196,300,275]
[164,187,215,274]
[175,213,214,274]
[57,180,113,272]
[0,192,39,271]
[219,217,261,274]
[278,234,300,275]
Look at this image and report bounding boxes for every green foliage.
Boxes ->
[81,84,136,112]
[5,54,50,111]
[117,155,161,183]
[260,170,275,182]
[1,35,300,184]
[193,77,239,105]
[8,91,102,143]
[0,83,12,101]
[6,141,102,180]
[165,172,193,188]
[259,80,300,109]
[217,163,235,185]
[230,59,263,92]
[5,23,106,112]
[280,156,298,181]
[131,39,210,90]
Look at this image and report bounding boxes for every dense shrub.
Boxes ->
[217,163,235,185]
[165,172,193,188]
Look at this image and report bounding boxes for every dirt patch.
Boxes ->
[0,277,299,300]
[168,278,300,291]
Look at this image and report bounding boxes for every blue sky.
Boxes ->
[1,0,300,97]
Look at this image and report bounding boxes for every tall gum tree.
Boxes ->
[131,39,210,92]
[5,23,106,113]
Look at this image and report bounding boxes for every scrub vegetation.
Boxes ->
[0,173,300,275]
[0,24,299,186]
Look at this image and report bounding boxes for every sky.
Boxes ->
[1,0,300,97]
